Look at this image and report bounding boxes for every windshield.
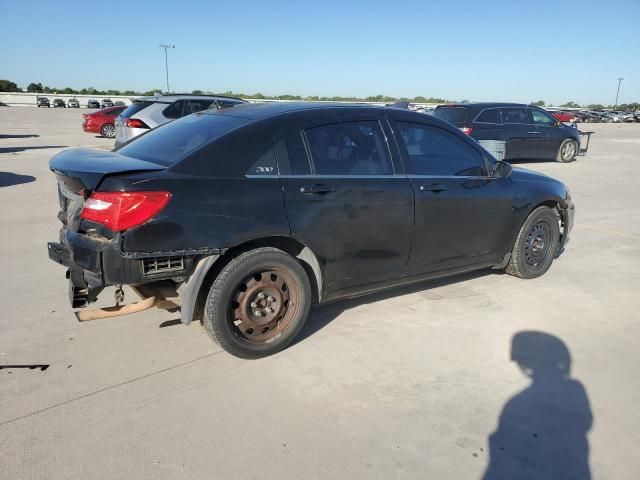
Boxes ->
[116,113,248,166]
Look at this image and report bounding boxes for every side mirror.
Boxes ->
[493,160,512,178]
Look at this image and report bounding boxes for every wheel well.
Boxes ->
[190,237,323,325]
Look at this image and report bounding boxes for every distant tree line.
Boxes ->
[1,79,637,109]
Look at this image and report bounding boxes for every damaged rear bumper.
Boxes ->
[47,229,213,317]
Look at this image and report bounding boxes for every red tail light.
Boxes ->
[80,191,171,231]
[125,118,150,129]
[460,127,474,135]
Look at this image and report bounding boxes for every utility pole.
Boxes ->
[159,44,175,94]
[615,77,624,107]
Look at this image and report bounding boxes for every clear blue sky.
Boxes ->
[1,0,639,104]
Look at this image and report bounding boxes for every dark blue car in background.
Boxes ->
[434,103,582,163]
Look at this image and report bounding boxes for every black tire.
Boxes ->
[100,123,115,138]
[556,138,578,163]
[506,206,560,279]
[203,247,312,359]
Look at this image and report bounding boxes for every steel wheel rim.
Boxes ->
[103,125,115,137]
[524,220,552,267]
[562,142,575,160]
[229,267,299,345]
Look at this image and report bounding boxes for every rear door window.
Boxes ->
[120,101,154,119]
[433,107,469,124]
[304,121,392,175]
[163,100,185,119]
[475,108,501,124]
[116,114,247,166]
[397,122,488,177]
[500,107,529,124]
[185,99,215,115]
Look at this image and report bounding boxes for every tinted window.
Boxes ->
[117,113,247,166]
[185,99,214,114]
[530,108,555,125]
[305,121,391,175]
[163,100,185,119]
[475,108,501,124]
[120,101,154,119]
[501,107,528,124]
[397,122,487,177]
[433,107,469,124]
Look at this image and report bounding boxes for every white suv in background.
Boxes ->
[114,94,247,146]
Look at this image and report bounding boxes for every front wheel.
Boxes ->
[557,139,578,163]
[203,248,312,358]
[506,206,560,279]
[101,123,115,138]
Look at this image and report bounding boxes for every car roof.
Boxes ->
[133,94,246,103]
[201,101,383,120]
[437,102,530,109]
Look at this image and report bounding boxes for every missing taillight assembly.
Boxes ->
[80,191,171,231]
[125,118,150,129]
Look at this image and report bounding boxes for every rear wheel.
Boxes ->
[506,206,560,279]
[203,248,311,358]
[101,123,115,138]
[557,138,577,163]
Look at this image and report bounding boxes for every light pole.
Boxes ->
[159,44,175,94]
[615,77,624,107]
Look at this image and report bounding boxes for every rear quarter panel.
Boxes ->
[99,172,290,254]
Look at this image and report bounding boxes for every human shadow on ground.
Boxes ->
[0,172,36,187]
[482,331,592,480]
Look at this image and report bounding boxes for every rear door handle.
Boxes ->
[300,185,336,194]
[419,183,448,192]
[527,131,541,134]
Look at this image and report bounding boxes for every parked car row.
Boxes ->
[48,102,575,358]
[549,109,640,123]
[77,94,246,139]
[36,97,126,109]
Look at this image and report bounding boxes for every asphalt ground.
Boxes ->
[1,106,639,479]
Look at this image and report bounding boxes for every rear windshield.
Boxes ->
[433,106,469,124]
[116,113,247,166]
[119,101,155,119]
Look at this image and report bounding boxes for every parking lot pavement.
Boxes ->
[1,107,639,479]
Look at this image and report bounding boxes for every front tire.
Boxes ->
[203,248,312,359]
[101,123,115,138]
[557,138,578,163]
[506,206,560,279]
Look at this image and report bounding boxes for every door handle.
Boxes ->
[419,183,448,192]
[299,185,336,194]
[527,131,541,134]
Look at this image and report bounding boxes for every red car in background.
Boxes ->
[82,106,125,138]
[551,111,577,123]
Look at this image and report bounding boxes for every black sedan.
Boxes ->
[47,103,574,358]
[87,99,100,108]
[53,98,66,108]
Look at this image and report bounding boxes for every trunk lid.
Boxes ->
[50,147,166,192]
